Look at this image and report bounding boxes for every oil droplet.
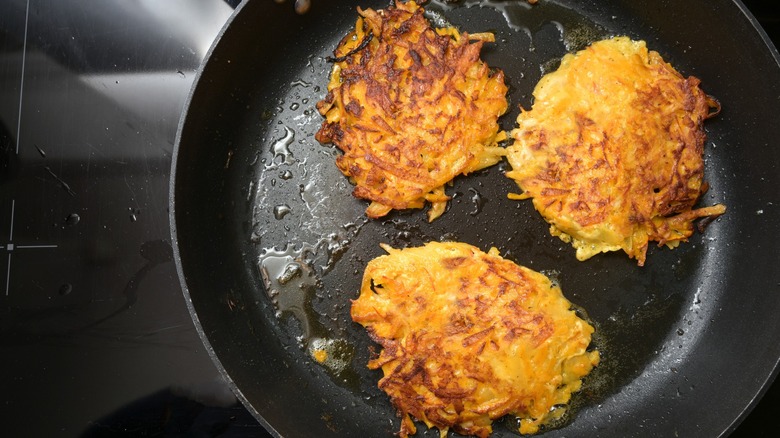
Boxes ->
[246,180,255,202]
[439,232,459,242]
[64,213,80,226]
[468,187,484,216]
[274,204,292,220]
[291,79,312,88]
[396,230,412,242]
[289,102,300,111]
[280,170,293,180]
[540,269,562,289]
[58,283,73,296]
[128,208,140,222]
[271,126,295,165]
[424,8,455,29]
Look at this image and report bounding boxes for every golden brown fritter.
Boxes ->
[316,1,508,221]
[506,37,726,266]
[351,242,599,437]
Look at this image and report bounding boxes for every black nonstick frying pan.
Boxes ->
[170,1,780,436]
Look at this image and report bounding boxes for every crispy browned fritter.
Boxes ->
[351,242,599,437]
[506,37,726,266]
[316,1,508,221]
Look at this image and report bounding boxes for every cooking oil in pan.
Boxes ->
[269,125,295,167]
[253,147,365,375]
[258,243,358,377]
[258,244,319,323]
[429,0,607,52]
[257,232,361,323]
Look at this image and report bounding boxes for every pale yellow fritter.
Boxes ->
[351,242,599,437]
[316,1,508,221]
[506,37,726,266]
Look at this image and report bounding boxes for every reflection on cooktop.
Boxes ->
[0,1,239,436]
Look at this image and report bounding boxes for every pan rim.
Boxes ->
[168,0,282,437]
[169,1,780,437]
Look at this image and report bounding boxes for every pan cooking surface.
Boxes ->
[171,1,780,437]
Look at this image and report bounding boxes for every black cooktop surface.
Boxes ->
[1,1,777,436]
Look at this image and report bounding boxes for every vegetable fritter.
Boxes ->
[351,242,599,437]
[506,37,726,266]
[316,1,508,221]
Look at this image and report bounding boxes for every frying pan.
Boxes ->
[170,0,780,436]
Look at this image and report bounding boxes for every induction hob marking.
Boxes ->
[4,254,10,298]
[8,198,15,241]
[3,199,59,296]
[15,0,31,154]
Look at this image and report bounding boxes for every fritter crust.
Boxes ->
[506,37,726,266]
[316,1,508,221]
[351,242,599,437]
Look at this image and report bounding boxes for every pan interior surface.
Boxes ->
[171,0,780,437]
